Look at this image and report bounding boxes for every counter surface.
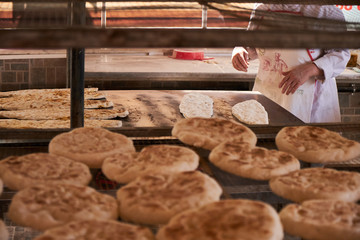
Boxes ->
[104,90,303,127]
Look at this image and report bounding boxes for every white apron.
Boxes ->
[253,48,341,123]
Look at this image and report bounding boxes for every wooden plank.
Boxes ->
[0,28,359,49]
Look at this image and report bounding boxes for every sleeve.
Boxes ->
[313,49,350,80]
[307,5,350,80]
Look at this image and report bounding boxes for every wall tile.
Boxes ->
[11,63,28,71]
[30,68,46,86]
[338,93,350,108]
[45,58,66,67]
[1,72,16,82]
[30,59,44,67]
[16,72,23,82]
[349,92,360,108]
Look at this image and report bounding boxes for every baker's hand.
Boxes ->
[232,47,249,72]
[279,63,323,95]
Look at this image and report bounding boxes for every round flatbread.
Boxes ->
[117,171,222,225]
[232,99,269,124]
[209,141,300,180]
[8,183,118,231]
[49,127,135,168]
[179,93,213,118]
[156,199,283,240]
[279,199,360,240]
[0,153,92,190]
[0,220,8,240]
[172,117,257,150]
[269,167,360,203]
[102,144,199,184]
[276,126,360,163]
[33,220,155,240]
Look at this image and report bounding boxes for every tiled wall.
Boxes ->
[339,92,360,122]
[0,58,67,91]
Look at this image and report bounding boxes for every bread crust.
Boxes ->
[49,127,135,168]
[172,118,257,150]
[157,199,283,240]
[102,144,199,184]
[33,220,155,240]
[276,126,360,163]
[209,141,300,180]
[279,200,360,240]
[269,168,360,203]
[0,153,91,190]
[8,184,118,231]
[117,171,222,225]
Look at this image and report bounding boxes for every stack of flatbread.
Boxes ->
[0,88,128,128]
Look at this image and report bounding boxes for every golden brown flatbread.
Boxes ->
[0,107,128,120]
[209,141,300,180]
[33,220,155,240]
[0,220,8,240]
[0,88,102,99]
[280,199,360,240]
[0,119,122,129]
[102,144,199,183]
[276,126,360,163]
[49,127,135,168]
[8,183,118,231]
[172,117,257,150]
[0,153,92,190]
[157,199,283,240]
[117,171,222,225]
[269,167,360,203]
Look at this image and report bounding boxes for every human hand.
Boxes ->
[279,63,322,95]
[232,47,249,72]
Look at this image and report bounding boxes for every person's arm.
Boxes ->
[279,49,350,95]
[231,47,258,72]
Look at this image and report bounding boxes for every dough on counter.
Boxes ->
[232,99,269,124]
[179,93,213,118]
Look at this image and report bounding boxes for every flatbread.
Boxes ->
[0,220,8,240]
[0,97,113,110]
[232,99,269,124]
[0,153,92,190]
[279,199,360,240]
[0,107,129,120]
[172,117,257,150]
[33,220,155,240]
[49,127,135,168]
[179,93,213,118]
[0,88,104,100]
[156,199,283,240]
[117,171,222,225]
[0,119,122,129]
[102,144,199,183]
[8,183,118,231]
[209,141,300,180]
[0,179,2,196]
[276,126,360,163]
[269,167,360,203]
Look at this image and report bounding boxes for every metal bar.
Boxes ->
[69,48,85,128]
[68,0,86,128]
[0,28,359,49]
[1,0,359,4]
[101,1,107,28]
[201,5,208,29]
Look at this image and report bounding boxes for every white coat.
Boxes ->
[246,4,350,123]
